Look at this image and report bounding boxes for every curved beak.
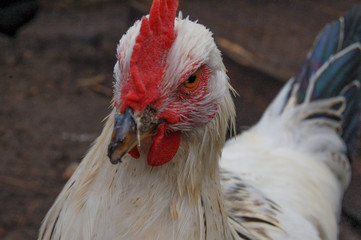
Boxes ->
[107,107,157,164]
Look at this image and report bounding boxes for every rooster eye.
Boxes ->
[183,70,200,89]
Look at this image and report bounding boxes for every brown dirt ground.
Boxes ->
[0,1,360,239]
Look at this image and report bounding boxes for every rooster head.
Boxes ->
[108,0,230,167]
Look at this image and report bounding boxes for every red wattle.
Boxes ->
[129,146,140,159]
[147,124,181,166]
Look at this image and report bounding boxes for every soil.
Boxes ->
[0,1,360,239]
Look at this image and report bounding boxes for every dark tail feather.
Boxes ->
[285,5,361,157]
[341,80,361,156]
[342,5,361,49]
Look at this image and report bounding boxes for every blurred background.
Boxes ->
[0,0,360,239]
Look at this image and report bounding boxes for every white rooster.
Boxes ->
[39,1,361,239]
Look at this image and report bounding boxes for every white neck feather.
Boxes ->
[40,89,236,240]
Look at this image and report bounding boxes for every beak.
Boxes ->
[107,107,157,164]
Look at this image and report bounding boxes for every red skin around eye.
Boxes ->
[125,65,214,166]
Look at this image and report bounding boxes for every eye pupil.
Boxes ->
[187,73,197,84]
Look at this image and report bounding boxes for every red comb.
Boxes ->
[119,0,179,112]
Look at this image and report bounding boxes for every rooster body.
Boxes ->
[39,1,361,240]
[39,10,235,240]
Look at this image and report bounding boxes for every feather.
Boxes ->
[222,5,361,240]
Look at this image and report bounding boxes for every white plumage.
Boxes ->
[39,1,361,239]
